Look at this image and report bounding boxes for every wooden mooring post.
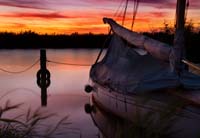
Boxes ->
[37,49,51,106]
[172,0,187,74]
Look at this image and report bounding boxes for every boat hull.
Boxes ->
[90,82,200,138]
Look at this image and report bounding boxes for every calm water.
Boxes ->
[0,49,106,138]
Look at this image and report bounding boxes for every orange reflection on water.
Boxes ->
[0,49,99,138]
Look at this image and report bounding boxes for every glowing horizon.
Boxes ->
[0,0,199,34]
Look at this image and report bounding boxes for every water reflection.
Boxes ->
[86,92,200,138]
[85,100,134,138]
[0,49,102,138]
[37,49,51,106]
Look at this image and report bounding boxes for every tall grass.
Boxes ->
[0,100,71,138]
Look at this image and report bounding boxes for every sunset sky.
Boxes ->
[0,0,199,34]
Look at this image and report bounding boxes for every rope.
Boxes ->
[122,0,129,26]
[185,0,189,23]
[182,59,200,71]
[131,0,140,30]
[118,2,126,19]
[95,29,112,64]
[113,0,124,18]
[47,60,92,67]
[0,59,39,74]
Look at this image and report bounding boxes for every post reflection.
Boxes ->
[37,50,51,106]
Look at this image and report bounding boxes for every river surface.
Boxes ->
[0,49,106,138]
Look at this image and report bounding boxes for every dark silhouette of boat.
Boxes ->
[85,0,200,137]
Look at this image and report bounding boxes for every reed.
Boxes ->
[0,100,70,138]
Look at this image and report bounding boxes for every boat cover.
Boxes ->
[90,34,200,94]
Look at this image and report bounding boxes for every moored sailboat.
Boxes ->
[85,0,200,137]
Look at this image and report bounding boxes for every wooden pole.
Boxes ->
[172,0,187,74]
[37,49,50,106]
[40,50,47,70]
[40,50,47,106]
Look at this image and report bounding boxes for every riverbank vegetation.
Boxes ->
[0,32,107,49]
[0,100,70,138]
[0,21,199,62]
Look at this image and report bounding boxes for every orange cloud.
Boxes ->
[0,0,198,34]
[0,0,47,10]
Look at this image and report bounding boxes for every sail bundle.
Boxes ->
[90,18,200,93]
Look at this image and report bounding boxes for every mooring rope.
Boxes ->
[0,59,39,74]
[47,60,92,67]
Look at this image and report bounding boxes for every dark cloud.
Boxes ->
[187,0,200,9]
[85,0,199,9]
[0,0,47,9]
[0,0,199,11]
[149,11,168,17]
[137,0,175,9]
[0,12,77,19]
[134,0,199,9]
[140,0,166,3]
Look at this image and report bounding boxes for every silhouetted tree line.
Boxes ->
[0,22,199,62]
[143,21,200,63]
[0,31,108,49]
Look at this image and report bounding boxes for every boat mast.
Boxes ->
[172,0,187,74]
[103,0,188,66]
